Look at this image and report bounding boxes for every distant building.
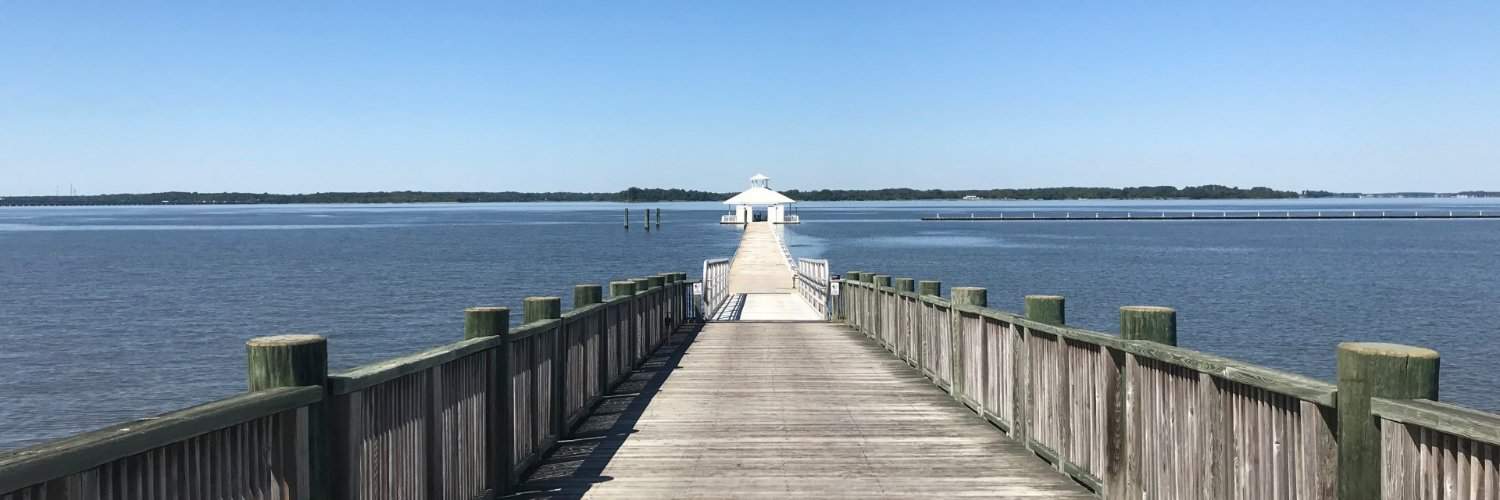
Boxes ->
[722,174,799,224]
[961,195,982,201]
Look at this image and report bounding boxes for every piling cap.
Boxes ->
[1338,342,1439,359]
[1026,294,1064,300]
[1121,305,1175,313]
[247,334,325,347]
[465,306,509,313]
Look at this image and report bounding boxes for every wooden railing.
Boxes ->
[1373,398,1500,499]
[0,272,698,500]
[0,387,320,499]
[793,258,830,318]
[837,270,1496,500]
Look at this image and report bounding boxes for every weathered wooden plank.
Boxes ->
[1373,398,1500,447]
[0,388,320,494]
[518,321,1091,498]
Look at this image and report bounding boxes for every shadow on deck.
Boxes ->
[506,324,703,499]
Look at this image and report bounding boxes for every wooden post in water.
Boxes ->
[1336,342,1439,500]
[1025,295,1065,326]
[624,208,629,229]
[246,334,329,498]
[644,207,651,231]
[1119,306,1176,345]
[655,208,661,228]
[524,296,562,323]
[918,280,943,297]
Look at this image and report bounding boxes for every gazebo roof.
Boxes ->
[723,186,795,205]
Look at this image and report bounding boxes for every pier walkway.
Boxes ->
[722,222,821,321]
[513,221,1087,498]
[516,320,1091,499]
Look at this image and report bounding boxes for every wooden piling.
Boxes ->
[646,276,664,289]
[895,278,915,292]
[573,285,604,309]
[951,287,987,307]
[655,208,661,228]
[1119,306,1176,345]
[523,297,562,323]
[246,334,329,498]
[464,307,510,339]
[918,280,943,297]
[1336,342,1440,500]
[611,281,637,298]
[624,208,629,229]
[1024,295,1065,326]
[874,275,892,288]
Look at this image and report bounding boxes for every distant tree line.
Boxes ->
[3,184,1433,206]
[782,184,1297,201]
[0,188,727,206]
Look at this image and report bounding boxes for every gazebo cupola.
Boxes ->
[722,174,798,224]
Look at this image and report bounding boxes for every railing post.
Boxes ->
[1019,296,1065,453]
[611,281,637,375]
[464,307,510,493]
[246,334,329,500]
[1024,295,1065,326]
[573,284,603,310]
[895,278,915,293]
[1115,306,1175,498]
[1336,342,1439,500]
[524,296,563,449]
[918,280,942,297]
[1119,306,1176,345]
[874,275,892,288]
[950,287,987,400]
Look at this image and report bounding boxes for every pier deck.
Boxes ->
[517,320,1092,499]
[724,222,821,320]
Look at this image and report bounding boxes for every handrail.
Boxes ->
[837,272,1343,498]
[794,258,830,318]
[1372,398,1500,446]
[1,271,698,499]
[0,386,322,494]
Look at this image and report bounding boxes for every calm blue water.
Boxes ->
[3,199,1499,450]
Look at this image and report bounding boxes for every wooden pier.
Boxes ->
[3,217,1500,500]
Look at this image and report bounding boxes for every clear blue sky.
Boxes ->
[3,1,1497,195]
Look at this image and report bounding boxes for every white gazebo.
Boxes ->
[722,174,798,224]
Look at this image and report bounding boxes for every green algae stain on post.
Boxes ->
[611,281,637,298]
[1119,306,1176,345]
[247,334,328,390]
[1337,342,1439,500]
[918,280,943,297]
[950,287,987,307]
[523,296,562,323]
[246,334,330,498]
[464,307,510,339]
[573,285,604,309]
[1025,295,1065,326]
[895,278,915,292]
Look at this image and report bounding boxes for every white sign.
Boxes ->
[693,282,703,295]
[831,282,840,296]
